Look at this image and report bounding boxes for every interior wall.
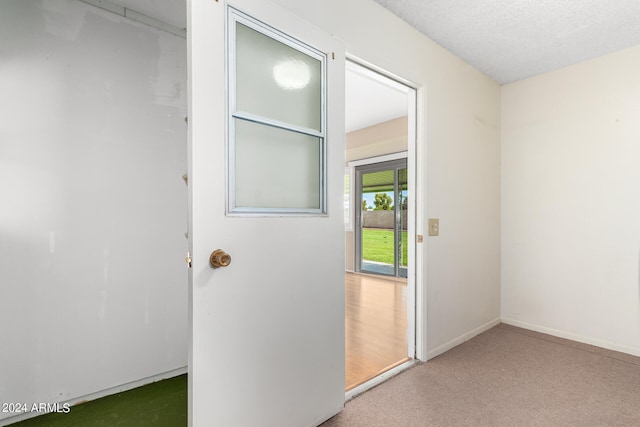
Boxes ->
[0,0,188,420]
[501,46,640,355]
[346,116,408,162]
[273,0,501,358]
[345,116,408,272]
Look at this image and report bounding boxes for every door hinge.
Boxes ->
[332,52,335,60]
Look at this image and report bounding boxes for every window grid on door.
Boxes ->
[227,8,327,215]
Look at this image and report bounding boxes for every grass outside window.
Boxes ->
[361,228,407,266]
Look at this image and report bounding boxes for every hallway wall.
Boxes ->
[274,0,502,358]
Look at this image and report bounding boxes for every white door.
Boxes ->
[187,0,345,426]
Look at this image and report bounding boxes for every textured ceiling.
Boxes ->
[372,0,640,84]
[109,1,640,84]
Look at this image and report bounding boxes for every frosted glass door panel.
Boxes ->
[234,119,320,209]
[236,22,322,131]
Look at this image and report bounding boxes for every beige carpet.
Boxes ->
[322,324,640,426]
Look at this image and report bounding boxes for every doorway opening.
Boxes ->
[344,60,417,392]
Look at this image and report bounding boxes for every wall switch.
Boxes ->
[428,218,439,236]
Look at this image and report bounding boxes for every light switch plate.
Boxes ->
[428,218,439,236]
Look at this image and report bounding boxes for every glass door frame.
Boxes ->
[227,8,328,215]
[354,157,408,278]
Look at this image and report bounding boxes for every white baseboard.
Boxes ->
[426,317,501,360]
[501,318,640,358]
[0,367,188,426]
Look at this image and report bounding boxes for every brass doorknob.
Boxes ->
[209,249,231,268]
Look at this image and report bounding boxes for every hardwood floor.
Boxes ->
[345,272,410,390]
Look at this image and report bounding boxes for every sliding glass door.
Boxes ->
[355,159,408,278]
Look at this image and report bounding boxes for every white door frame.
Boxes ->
[345,55,426,366]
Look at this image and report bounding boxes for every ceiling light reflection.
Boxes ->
[272,58,311,90]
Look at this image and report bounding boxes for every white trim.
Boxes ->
[233,111,324,138]
[405,86,417,360]
[345,53,418,91]
[414,86,426,361]
[426,318,501,360]
[346,60,412,95]
[345,360,416,402]
[345,56,424,363]
[0,367,187,426]
[501,318,640,358]
[347,151,408,168]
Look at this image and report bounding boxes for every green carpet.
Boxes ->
[9,375,187,427]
